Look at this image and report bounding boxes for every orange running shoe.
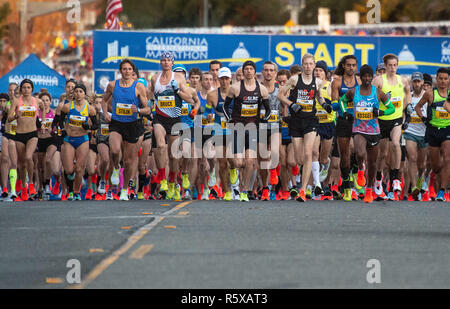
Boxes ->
[52,181,61,195]
[421,192,429,202]
[429,186,437,200]
[376,191,388,201]
[21,187,29,201]
[85,188,93,200]
[357,170,366,187]
[296,190,306,202]
[261,188,270,201]
[351,189,358,201]
[364,188,374,203]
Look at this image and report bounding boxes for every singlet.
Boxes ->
[214,88,232,136]
[66,101,89,130]
[154,72,183,119]
[288,75,317,119]
[180,99,194,128]
[429,88,450,129]
[231,79,262,125]
[353,85,381,135]
[18,96,38,119]
[315,81,335,124]
[112,79,140,123]
[338,76,358,116]
[260,83,281,126]
[405,90,426,137]
[99,111,112,137]
[38,109,55,133]
[379,74,404,121]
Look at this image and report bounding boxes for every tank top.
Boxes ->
[99,111,112,137]
[315,81,335,124]
[154,72,182,119]
[405,90,426,137]
[352,85,380,135]
[66,101,89,129]
[429,88,450,129]
[231,79,262,125]
[379,74,404,121]
[180,99,193,128]
[338,76,358,116]
[288,75,317,119]
[112,79,139,123]
[260,83,281,126]
[18,96,38,119]
[39,109,55,132]
[214,88,232,136]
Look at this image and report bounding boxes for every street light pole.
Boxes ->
[203,0,208,27]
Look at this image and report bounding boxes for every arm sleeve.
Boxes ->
[89,115,99,131]
[382,100,395,116]
[52,114,61,129]
[261,98,271,119]
[223,96,233,121]
[59,111,67,129]
[338,95,348,114]
[331,100,340,111]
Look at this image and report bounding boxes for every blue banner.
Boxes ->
[93,30,450,93]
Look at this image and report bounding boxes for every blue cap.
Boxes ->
[137,77,148,88]
[173,64,187,75]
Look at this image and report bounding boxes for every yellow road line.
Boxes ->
[129,244,154,260]
[46,277,63,284]
[69,201,192,289]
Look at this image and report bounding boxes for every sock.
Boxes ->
[391,169,399,181]
[159,168,166,180]
[9,169,17,193]
[169,171,176,183]
[340,167,350,189]
[138,173,146,193]
[312,161,320,186]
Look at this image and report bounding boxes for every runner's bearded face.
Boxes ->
[344,59,357,76]
[412,80,423,93]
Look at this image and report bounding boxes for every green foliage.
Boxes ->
[0,2,10,40]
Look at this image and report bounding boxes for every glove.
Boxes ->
[170,80,180,94]
[372,107,384,118]
[322,102,332,114]
[289,103,302,114]
[189,108,197,119]
[343,112,354,123]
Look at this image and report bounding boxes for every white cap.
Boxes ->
[218,67,232,78]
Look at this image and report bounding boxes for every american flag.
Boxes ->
[105,0,123,30]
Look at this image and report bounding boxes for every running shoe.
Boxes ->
[21,189,29,202]
[201,188,210,200]
[85,188,93,200]
[44,185,51,197]
[331,185,340,200]
[111,168,120,186]
[429,186,437,200]
[436,190,446,202]
[248,191,257,200]
[160,179,168,192]
[174,185,181,201]
[270,169,279,185]
[269,190,277,200]
[357,169,366,188]
[343,189,352,202]
[119,189,129,201]
[374,177,383,196]
[411,186,420,200]
[387,192,395,201]
[351,189,358,201]
[306,186,312,199]
[97,180,106,194]
[290,187,299,199]
[240,192,249,202]
[223,191,232,201]
[364,188,374,203]
[182,173,190,190]
[261,188,270,201]
[229,168,238,185]
[73,193,82,201]
[67,192,74,201]
[184,189,192,200]
[192,187,198,200]
[137,192,145,200]
[392,179,402,193]
[296,190,306,202]
[106,190,113,200]
[1,188,8,199]
[319,159,330,182]
[314,184,324,196]
[282,191,291,200]
[52,181,61,195]
[376,191,388,201]
[28,183,37,197]
[357,186,365,199]
[167,183,175,200]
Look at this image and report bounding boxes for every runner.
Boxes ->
[0,92,12,199]
[376,63,386,76]
[372,53,412,201]
[235,68,244,83]
[277,54,333,202]
[208,67,233,201]
[59,84,98,200]
[209,60,222,89]
[414,67,450,201]
[7,79,45,201]
[149,53,194,201]
[259,61,282,201]
[101,59,149,201]
[223,60,271,202]
[403,72,427,200]
[331,55,360,201]
[340,64,395,203]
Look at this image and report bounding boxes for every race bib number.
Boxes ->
[10,120,17,134]
[296,99,314,112]
[316,110,329,123]
[181,103,189,116]
[221,116,228,129]
[281,119,288,128]
[158,96,176,109]
[202,114,215,126]
[42,118,53,129]
[100,124,109,136]
[69,115,87,128]
[347,101,354,109]
[241,104,258,117]
[410,111,422,124]
[355,107,373,120]
[260,109,279,123]
[436,106,450,119]
[20,106,36,118]
[391,97,402,109]
[116,103,133,116]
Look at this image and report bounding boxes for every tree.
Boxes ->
[0,2,10,40]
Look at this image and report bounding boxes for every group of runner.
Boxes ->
[0,51,449,203]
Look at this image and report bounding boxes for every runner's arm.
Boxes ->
[378,89,395,116]
[414,90,432,119]
[444,93,450,113]
[136,83,150,115]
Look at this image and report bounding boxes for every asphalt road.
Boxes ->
[0,198,449,289]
